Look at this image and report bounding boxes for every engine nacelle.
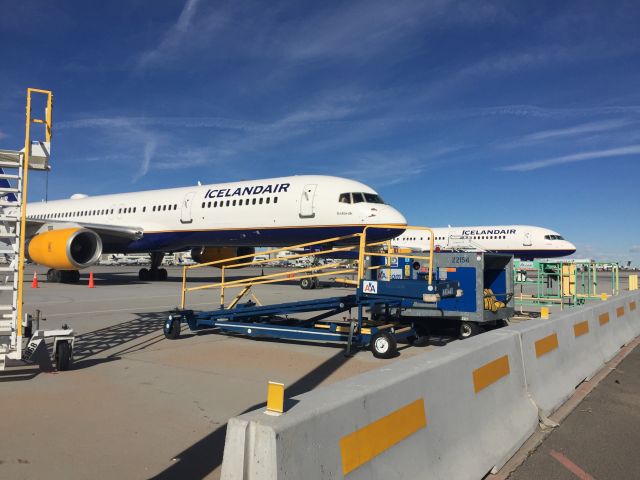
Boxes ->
[190,247,256,267]
[28,228,103,270]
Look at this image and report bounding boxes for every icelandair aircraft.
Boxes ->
[7,175,406,282]
[392,225,576,260]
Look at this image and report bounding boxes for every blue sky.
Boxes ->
[1,0,639,263]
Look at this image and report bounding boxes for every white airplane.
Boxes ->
[392,225,576,260]
[9,175,406,282]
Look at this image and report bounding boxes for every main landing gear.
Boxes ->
[46,269,80,283]
[139,252,168,281]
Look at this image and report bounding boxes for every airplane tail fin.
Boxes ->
[0,168,18,202]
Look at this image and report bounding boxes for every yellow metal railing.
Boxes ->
[180,225,435,309]
[16,88,53,342]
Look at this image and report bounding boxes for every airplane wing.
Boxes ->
[25,218,143,244]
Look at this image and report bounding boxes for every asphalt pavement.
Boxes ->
[509,343,640,480]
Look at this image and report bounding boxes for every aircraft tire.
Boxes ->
[139,268,149,281]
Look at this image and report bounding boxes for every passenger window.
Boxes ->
[226,200,230,207]
[266,197,270,204]
[207,201,211,208]
[232,200,237,207]
[174,204,177,210]
[259,198,263,205]
[274,197,278,204]
[214,201,217,207]
[252,198,256,205]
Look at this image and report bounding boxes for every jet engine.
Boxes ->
[27,228,103,270]
[190,247,256,267]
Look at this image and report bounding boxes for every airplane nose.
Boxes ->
[567,242,577,254]
[387,206,407,226]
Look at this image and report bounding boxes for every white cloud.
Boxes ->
[136,0,227,70]
[501,145,640,172]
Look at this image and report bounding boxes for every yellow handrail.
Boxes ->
[180,225,436,309]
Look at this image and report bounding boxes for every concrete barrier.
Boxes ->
[504,310,605,416]
[591,297,634,361]
[221,330,537,479]
[617,291,640,338]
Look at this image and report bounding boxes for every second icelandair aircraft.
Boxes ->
[11,175,406,282]
[392,225,576,260]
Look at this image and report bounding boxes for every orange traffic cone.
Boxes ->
[88,272,95,288]
[31,272,39,288]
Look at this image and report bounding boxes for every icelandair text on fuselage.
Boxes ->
[204,183,290,199]
[461,229,516,235]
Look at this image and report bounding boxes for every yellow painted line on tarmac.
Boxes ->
[574,321,590,338]
[340,398,426,476]
[599,312,610,326]
[616,306,625,318]
[473,355,510,393]
[535,333,559,358]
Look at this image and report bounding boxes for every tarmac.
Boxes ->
[0,265,636,479]
[508,338,640,480]
[0,265,434,480]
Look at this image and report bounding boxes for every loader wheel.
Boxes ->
[371,331,397,359]
[55,341,72,371]
[164,317,181,340]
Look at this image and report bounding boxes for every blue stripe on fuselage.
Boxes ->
[102,226,406,254]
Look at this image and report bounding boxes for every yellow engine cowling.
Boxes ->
[190,247,256,267]
[28,228,103,270]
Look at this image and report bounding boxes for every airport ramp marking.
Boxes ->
[339,398,426,476]
[573,320,590,338]
[598,313,610,326]
[630,301,637,312]
[616,306,625,318]
[473,355,510,393]
[535,333,559,358]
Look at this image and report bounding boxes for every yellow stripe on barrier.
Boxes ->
[631,301,637,312]
[473,355,510,393]
[616,306,625,318]
[573,321,590,338]
[535,333,559,358]
[339,398,426,475]
[599,312,610,326]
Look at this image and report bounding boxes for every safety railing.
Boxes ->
[180,225,435,310]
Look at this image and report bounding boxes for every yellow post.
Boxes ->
[540,307,549,319]
[629,274,638,291]
[266,381,285,415]
[600,293,608,301]
[180,266,187,309]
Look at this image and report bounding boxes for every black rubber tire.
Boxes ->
[47,269,62,283]
[159,268,168,281]
[459,321,484,340]
[139,268,149,281]
[61,270,80,283]
[370,331,397,359]
[55,341,71,371]
[300,278,312,290]
[164,318,181,340]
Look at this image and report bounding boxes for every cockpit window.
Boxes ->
[338,192,386,204]
[352,192,365,203]
[363,193,384,204]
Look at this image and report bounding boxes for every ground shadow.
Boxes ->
[70,311,169,367]
[150,348,353,479]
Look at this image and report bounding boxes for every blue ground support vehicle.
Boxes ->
[165,276,461,358]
